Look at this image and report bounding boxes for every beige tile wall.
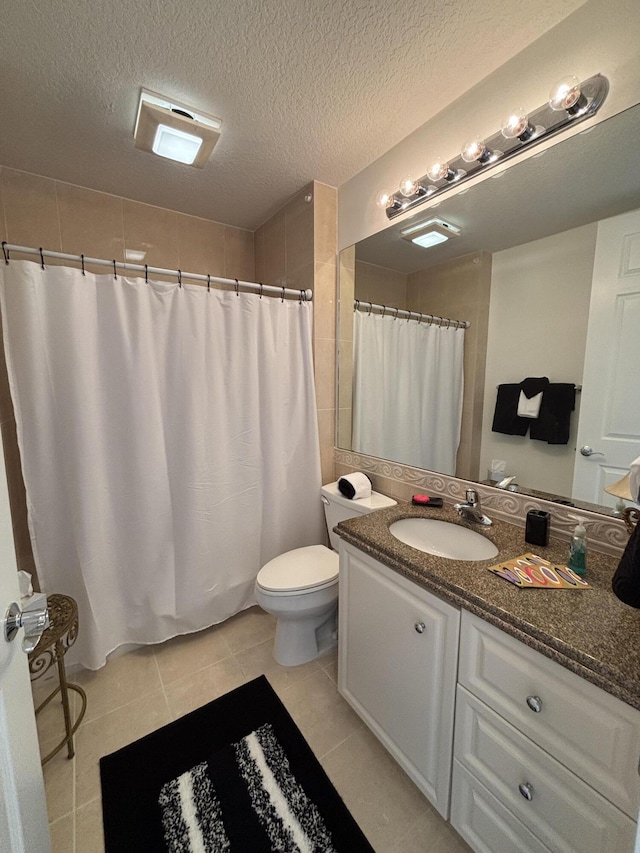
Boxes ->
[337,247,355,450]
[254,180,337,487]
[0,166,256,580]
[0,167,338,577]
[354,260,408,309]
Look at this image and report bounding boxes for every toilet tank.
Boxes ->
[320,481,397,551]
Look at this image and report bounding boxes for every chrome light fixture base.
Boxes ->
[383,73,608,220]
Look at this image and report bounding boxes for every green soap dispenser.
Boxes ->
[567,514,589,577]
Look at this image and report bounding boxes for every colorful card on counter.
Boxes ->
[487,553,591,589]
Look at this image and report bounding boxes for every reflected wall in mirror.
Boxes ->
[337,103,640,516]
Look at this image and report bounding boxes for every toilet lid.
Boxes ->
[257,545,338,592]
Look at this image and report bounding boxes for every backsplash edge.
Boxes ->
[334,449,628,558]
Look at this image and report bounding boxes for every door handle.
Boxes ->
[580,445,604,457]
[4,594,49,654]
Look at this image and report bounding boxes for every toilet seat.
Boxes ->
[256,544,338,594]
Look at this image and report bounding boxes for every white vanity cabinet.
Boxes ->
[337,542,460,818]
[451,610,640,853]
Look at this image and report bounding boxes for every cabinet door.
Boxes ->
[338,543,460,817]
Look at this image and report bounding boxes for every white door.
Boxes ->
[0,432,50,851]
[572,208,640,507]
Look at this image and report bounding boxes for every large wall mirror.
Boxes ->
[337,103,640,516]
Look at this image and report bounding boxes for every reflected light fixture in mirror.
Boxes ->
[400,217,461,248]
[379,73,608,220]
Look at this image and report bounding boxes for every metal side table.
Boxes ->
[29,593,87,764]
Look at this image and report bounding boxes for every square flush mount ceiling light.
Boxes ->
[400,217,461,248]
[134,89,222,168]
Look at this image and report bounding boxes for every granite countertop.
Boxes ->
[336,504,640,712]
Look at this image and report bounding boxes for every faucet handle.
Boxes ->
[466,488,478,504]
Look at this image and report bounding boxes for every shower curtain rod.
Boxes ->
[354,299,469,329]
[1,243,313,302]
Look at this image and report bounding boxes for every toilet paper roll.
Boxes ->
[338,472,372,500]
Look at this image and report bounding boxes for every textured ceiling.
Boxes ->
[0,0,586,230]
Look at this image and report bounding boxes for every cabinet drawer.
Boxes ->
[459,610,640,817]
[454,685,637,853]
[451,759,550,853]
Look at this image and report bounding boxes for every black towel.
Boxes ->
[491,384,530,436]
[612,521,640,608]
[529,383,576,445]
[520,376,549,398]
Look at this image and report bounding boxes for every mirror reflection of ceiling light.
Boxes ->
[134,89,222,168]
[401,217,461,248]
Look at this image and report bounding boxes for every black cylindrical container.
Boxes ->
[525,510,550,547]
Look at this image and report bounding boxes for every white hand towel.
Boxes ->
[517,390,543,418]
[338,472,372,500]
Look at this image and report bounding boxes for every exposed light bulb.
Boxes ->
[376,190,393,208]
[501,110,541,142]
[461,138,501,165]
[426,160,453,182]
[399,176,418,197]
[549,76,586,114]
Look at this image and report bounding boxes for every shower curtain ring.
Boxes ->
[259,283,263,298]
[2,242,10,264]
[368,302,373,315]
[81,254,86,276]
[145,264,148,284]
[281,286,285,302]
[112,259,117,279]
[382,305,386,317]
[178,269,182,288]
[234,279,239,296]
[406,311,412,322]
[39,248,45,270]
[355,299,360,312]
[207,274,211,292]
[393,307,399,320]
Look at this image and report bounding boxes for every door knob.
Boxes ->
[580,445,604,457]
[4,594,49,654]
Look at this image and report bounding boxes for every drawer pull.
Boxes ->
[518,782,534,801]
[526,695,542,713]
[414,621,426,634]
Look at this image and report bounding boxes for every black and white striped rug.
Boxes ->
[100,676,374,852]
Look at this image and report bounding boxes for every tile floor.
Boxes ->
[34,606,472,852]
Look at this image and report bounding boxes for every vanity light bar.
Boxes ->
[381,74,609,220]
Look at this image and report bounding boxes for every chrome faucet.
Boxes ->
[454,488,492,526]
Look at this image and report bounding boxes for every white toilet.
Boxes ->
[255,481,397,666]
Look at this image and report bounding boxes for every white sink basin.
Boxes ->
[389,518,499,561]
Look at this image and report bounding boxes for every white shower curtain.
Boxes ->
[352,310,464,474]
[0,261,325,669]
